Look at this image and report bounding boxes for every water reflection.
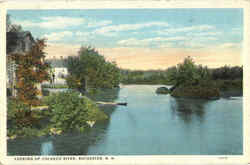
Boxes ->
[170,98,209,123]
[7,85,243,155]
[86,88,120,102]
[54,88,120,155]
[41,140,54,155]
[50,88,119,155]
[7,88,119,156]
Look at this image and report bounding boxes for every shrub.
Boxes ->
[7,98,35,128]
[171,84,220,99]
[44,91,108,133]
[214,79,242,90]
[65,75,81,90]
[7,98,50,138]
[41,84,68,89]
[41,88,50,96]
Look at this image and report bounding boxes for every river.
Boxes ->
[7,85,243,155]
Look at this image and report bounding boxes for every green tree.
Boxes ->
[65,46,121,92]
[44,91,107,133]
[168,56,211,87]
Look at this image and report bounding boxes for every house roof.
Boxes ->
[7,31,35,55]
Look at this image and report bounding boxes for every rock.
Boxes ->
[156,87,170,94]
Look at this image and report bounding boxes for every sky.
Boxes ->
[8,9,243,70]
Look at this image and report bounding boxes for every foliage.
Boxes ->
[7,98,34,127]
[65,46,121,91]
[10,39,50,106]
[168,57,211,87]
[167,57,222,99]
[7,127,49,138]
[121,69,169,85]
[41,83,68,89]
[7,98,52,138]
[41,88,50,96]
[66,75,82,90]
[43,91,108,133]
[214,79,242,90]
[171,84,220,99]
[211,65,243,80]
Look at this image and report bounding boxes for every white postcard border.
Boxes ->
[0,0,249,165]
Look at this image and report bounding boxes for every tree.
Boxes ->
[65,46,121,92]
[7,14,23,32]
[7,14,11,32]
[168,56,211,87]
[10,39,50,107]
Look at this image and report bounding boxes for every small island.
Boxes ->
[153,57,242,99]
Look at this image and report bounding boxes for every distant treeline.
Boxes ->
[210,66,243,80]
[45,57,243,87]
[121,69,169,85]
[121,65,243,85]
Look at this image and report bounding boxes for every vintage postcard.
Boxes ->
[0,0,250,165]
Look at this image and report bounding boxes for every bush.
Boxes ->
[7,98,50,138]
[41,88,50,96]
[171,84,220,99]
[65,75,81,90]
[7,98,34,127]
[44,91,108,133]
[7,127,49,138]
[214,79,242,90]
[42,84,68,89]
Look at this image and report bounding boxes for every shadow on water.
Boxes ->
[50,120,112,155]
[170,97,210,123]
[7,88,120,156]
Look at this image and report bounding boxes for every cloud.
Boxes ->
[87,20,112,27]
[75,31,93,37]
[231,27,242,35]
[14,16,85,29]
[187,31,222,37]
[95,22,169,36]
[157,25,216,35]
[218,42,241,49]
[117,36,216,48]
[117,37,186,47]
[232,27,241,31]
[43,31,73,42]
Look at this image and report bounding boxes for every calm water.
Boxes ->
[8,85,243,155]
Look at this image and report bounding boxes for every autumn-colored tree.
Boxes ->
[10,39,50,107]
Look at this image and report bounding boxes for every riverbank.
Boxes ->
[163,79,243,99]
[7,89,120,140]
[8,85,243,155]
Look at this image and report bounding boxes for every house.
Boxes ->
[46,57,68,84]
[6,31,35,96]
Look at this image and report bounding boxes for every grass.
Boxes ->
[41,84,68,89]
